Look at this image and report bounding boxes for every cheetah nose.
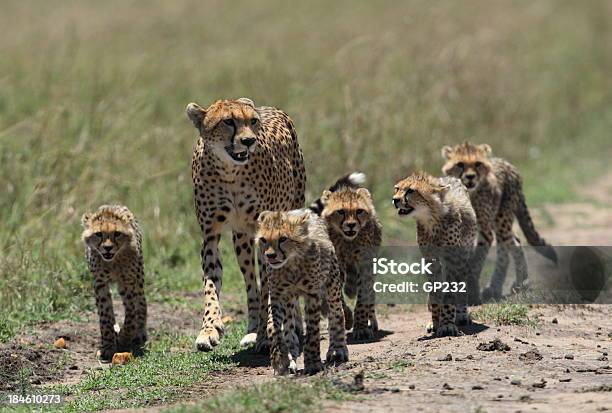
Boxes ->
[103,245,113,252]
[241,136,256,147]
[465,174,476,180]
[265,252,277,260]
[346,222,357,229]
[392,198,400,208]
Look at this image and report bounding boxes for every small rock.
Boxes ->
[603,352,609,356]
[466,354,474,360]
[472,385,484,390]
[520,395,532,402]
[111,352,134,365]
[598,356,609,361]
[494,377,502,381]
[565,354,575,360]
[552,318,558,324]
[408,384,416,390]
[390,387,400,393]
[511,379,521,385]
[519,350,543,362]
[532,380,547,389]
[477,338,510,352]
[53,338,67,349]
[68,365,78,370]
[30,378,41,385]
[438,354,452,361]
[443,383,453,390]
[559,378,572,382]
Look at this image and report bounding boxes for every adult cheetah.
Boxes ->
[187,98,306,351]
[81,205,147,361]
[310,172,382,340]
[256,209,348,375]
[393,172,477,337]
[441,142,557,302]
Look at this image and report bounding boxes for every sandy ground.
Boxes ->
[1,173,611,412]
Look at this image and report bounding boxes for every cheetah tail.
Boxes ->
[516,192,558,264]
[309,172,367,215]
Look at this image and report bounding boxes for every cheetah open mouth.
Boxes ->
[101,252,115,261]
[343,230,358,238]
[226,147,250,163]
[266,258,287,269]
[464,181,476,189]
[397,207,414,216]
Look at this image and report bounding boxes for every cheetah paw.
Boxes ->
[326,345,349,364]
[352,326,374,340]
[304,360,323,375]
[271,352,291,375]
[96,348,115,363]
[288,359,298,375]
[195,325,223,352]
[436,323,458,337]
[370,318,379,332]
[239,332,258,348]
[426,323,436,334]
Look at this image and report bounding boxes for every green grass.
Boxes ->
[164,377,352,413]
[472,304,538,327]
[1,0,612,347]
[0,323,245,413]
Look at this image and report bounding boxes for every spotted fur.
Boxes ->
[441,142,557,302]
[393,172,477,337]
[256,210,348,375]
[81,205,147,361]
[313,173,382,340]
[187,98,306,351]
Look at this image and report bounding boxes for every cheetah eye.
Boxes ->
[113,231,123,239]
[250,118,258,126]
[356,209,366,215]
[223,119,235,127]
[94,232,103,238]
[336,209,346,216]
[406,188,415,194]
[259,237,267,245]
[475,161,482,167]
[278,236,288,243]
[456,162,464,169]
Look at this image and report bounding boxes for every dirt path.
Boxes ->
[1,173,611,412]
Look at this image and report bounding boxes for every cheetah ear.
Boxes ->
[236,97,255,108]
[186,102,206,130]
[441,146,453,159]
[478,144,492,155]
[81,212,92,228]
[320,190,332,203]
[257,211,272,224]
[356,187,372,199]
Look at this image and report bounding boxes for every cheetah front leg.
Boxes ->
[303,295,323,375]
[268,288,291,375]
[352,253,377,339]
[196,230,225,352]
[325,269,349,365]
[94,278,117,362]
[117,274,147,352]
[232,232,261,348]
[509,235,529,292]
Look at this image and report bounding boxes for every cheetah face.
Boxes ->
[256,210,310,269]
[322,188,374,240]
[441,143,493,191]
[187,98,261,166]
[84,229,132,262]
[393,172,448,223]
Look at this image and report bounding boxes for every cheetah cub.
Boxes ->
[441,142,557,302]
[393,172,477,337]
[256,209,348,375]
[310,172,382,340]
[81,205,147,361]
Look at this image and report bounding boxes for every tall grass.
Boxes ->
[1,0,612,339]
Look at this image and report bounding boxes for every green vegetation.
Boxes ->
[165,377,352,413]
[472,304,538,327]
[0,324,244,413]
